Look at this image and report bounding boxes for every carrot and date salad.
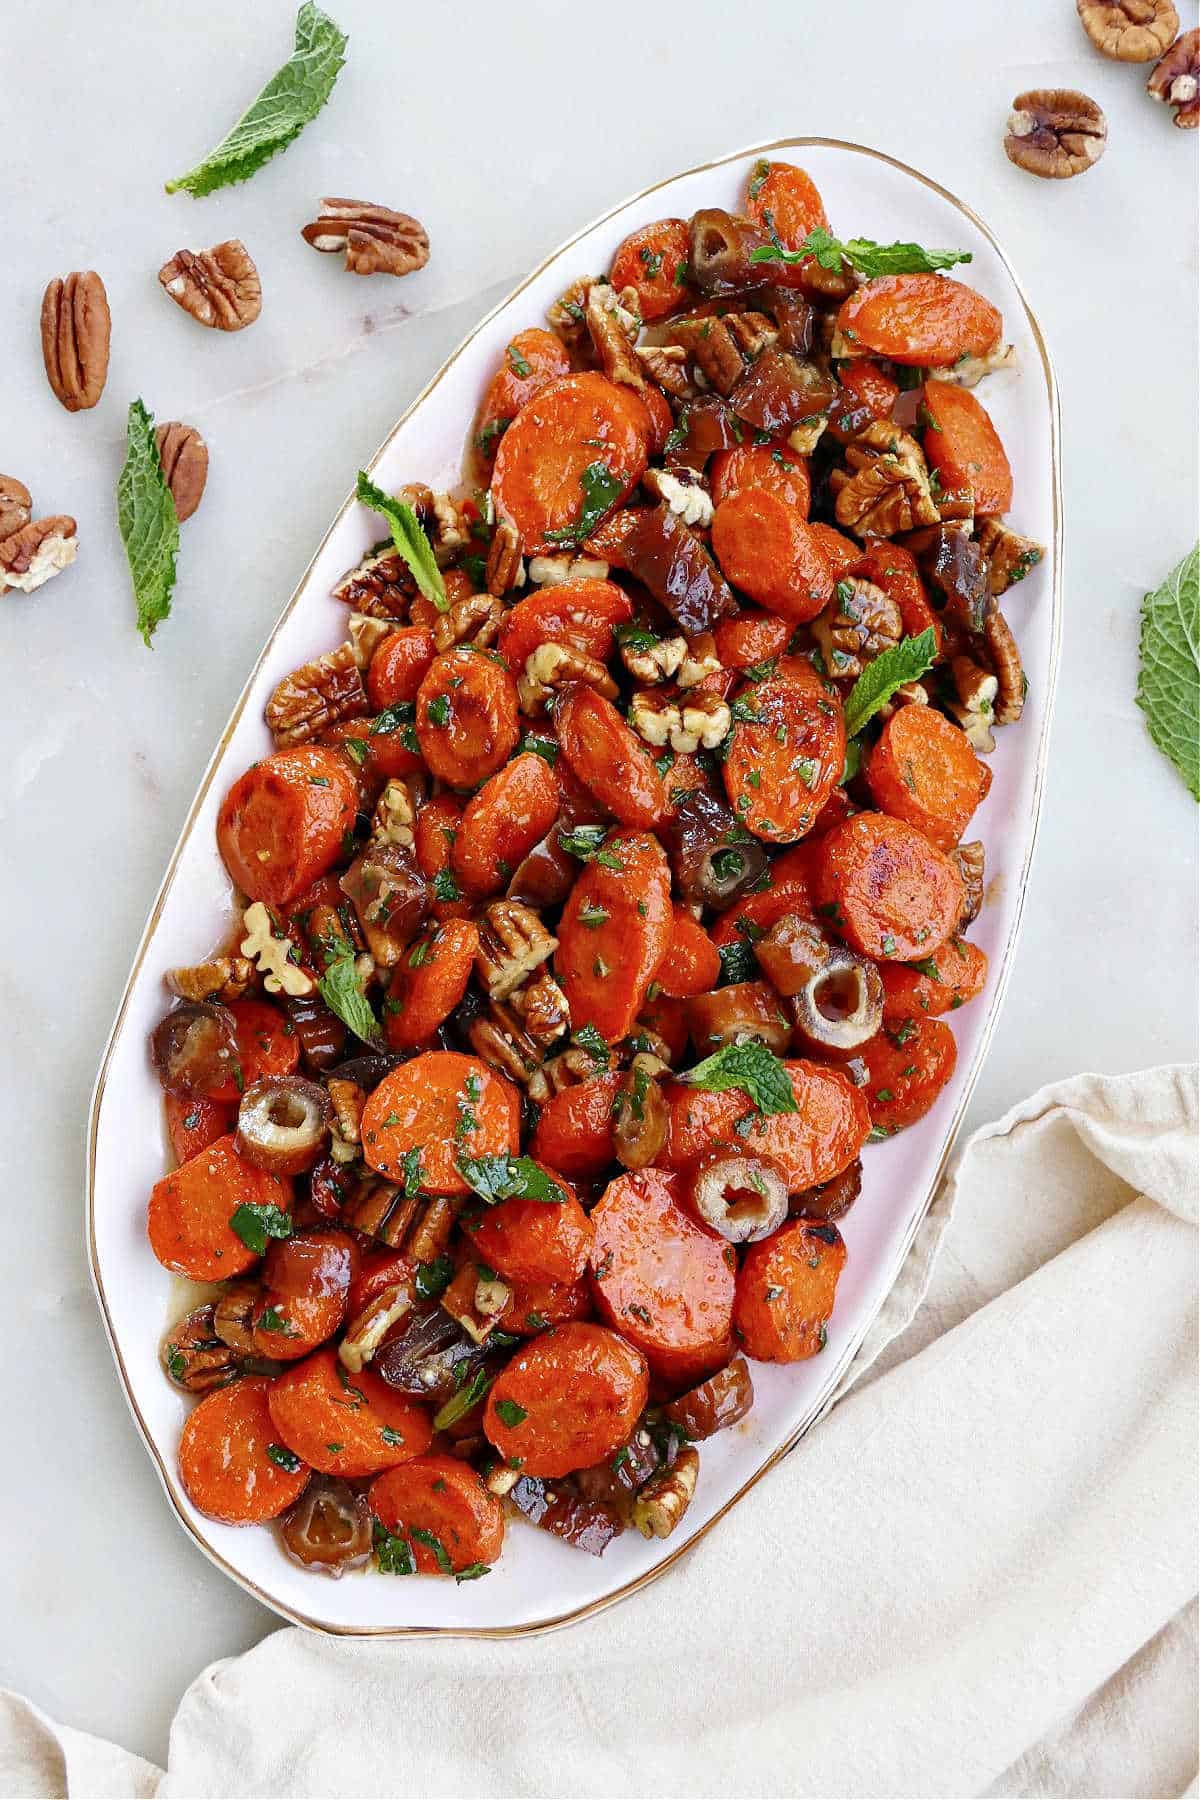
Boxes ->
[148,158,1044,1582]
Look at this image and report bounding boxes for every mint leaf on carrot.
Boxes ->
[317,939,382,1046]
[356,470,448,612]
[166,5,347,197]
[682,1041,798,1116]
[1136,544,1199,801]
[842,629,937,740]
[117,399,180,646]
[751,226,971,278]
[543,461,625,546]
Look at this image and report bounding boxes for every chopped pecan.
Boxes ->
[212,1282,259,1356]
[512,970,570,1046]
[0,476,32,542]
[158,239,262,330]
[162,1305,240,1393]
[167,956,257,1004]
[486,516,525,596]
[301,198,430,276]
[812,576,903,681]
[948,656,999,752]
[636,342,694,399]
[266,643,366,748]
[628,688,679,748]
[469,1001,544,1084]
[877,681,930,724]
[949,840,986,929]
[1147,28,1199,124]
[834,423,939,537]
[620,629,686,685]
[985,610,1025,725]
[441,1262,513,1345]
[433,592,504,651]
[370,778,416,849]
[326,1078,365,1151]
[341,1177,456,1258]
[976,518,1045,595]
[526,552,610,587]
[935,481,975,528]
[927,343,1016,389]
[240,901,315,997]
[674,693,730,753]
[421,489,470,568]
[346,610,393,669]
[668,314,748,396]
[153,422,209,524]
[527,1045,609,1102]
[632,1444,700,1539]
[546,276,593,350]
[40,270,110,411]
[0,516,78,595]
[585,282,645,391]
[518,642,618,714]
[331,543,414,617]
[476,900,558,1001]
[1004,89,1108,178]
[641,467,713,529]
[1077,0,1178,61]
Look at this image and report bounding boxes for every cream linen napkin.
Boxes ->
[3,1065,1196,1800]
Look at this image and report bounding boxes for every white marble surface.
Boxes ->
[1,0,1196,1769]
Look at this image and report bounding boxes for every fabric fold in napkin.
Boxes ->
[3,1064,1196,1800]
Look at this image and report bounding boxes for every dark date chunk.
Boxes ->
[619,504,735,637]
[280,1476,372,1576]
[790,1157,863,1222]
[375,1304,497,1405]
[663,1354,754,1441]
[729,347,838,436]
[662,789,768,911]
[150,1002,240,1099]
[507,1476,622,1556]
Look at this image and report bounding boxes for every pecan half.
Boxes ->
[1148,29,1200,125]
[636,343,694,399]
[949,840,986,930]
[332,544,414,618]
[585,283,645,391]
[302,198,430,277]
[327,1078,366,1151]
[526,1045,607,1102]
[518,643,617,714]
[976,519,1045,595]
[468,1001,544,1085]
[40,271,110,411]
[812,576,902,681]
[632,1445,700,1539]
[476,900,558,1001]
[486,516,525,597]
[158,240,262,331]
[167,956,257,1004]
[526,552,611,588]
[154,422,209,523]
[433,592,504,651]
[266,643,366,747]
[0,476,32,542]
[620,630,686,685]
[0,516,78,596]
[985,610,1025,725]
[162,1305,241,1393]
[1005,89,1108,178]
[512,970,570,1047]
[834,422,938,537]
[1077,0,1178,61]
[346,611,393,670]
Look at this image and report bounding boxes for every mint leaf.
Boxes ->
[229,1203,293,1255]
[166,5,347,197]
[494,1399,528,1428]
[266,1442,302,1473]
[558,825,624,871]
[432,1368,493,1431]
[455,1154,567,1206]
[410,1526,453,1575]
[117,400,180,646]
[682,1041,798,1115]
[751,225,971,278]
[454,1562,492,1583]
[543,461,624,547]
[317,940,382,1046]
[843,630,937,740]
[356,471,448,611]
[1136,545,1199,801]
[373,1521,415,1576]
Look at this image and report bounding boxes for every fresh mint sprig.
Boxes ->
[843,629,938,740]
[117,400,180,646]
[1136,544,1199,800]
[751,226,971,279]
[356,471,448,612]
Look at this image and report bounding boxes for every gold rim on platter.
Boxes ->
[86,135,1063,1639]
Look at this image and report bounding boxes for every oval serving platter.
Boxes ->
[89,137,1061,1637]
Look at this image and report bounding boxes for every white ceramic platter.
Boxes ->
[89,138,1061,1636]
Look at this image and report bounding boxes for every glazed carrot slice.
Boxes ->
[490,371,650,552]
[733,1219,846,1363]
[654,907,721,999]
[588,1169,736,1387]
[464,1169,594,1284]
[808,521,863,578]
[148,1134,292,1281]
[745,158,829,288]
[415,647,520,788]
[609,218,692,320]
[867,706,987,851]
[360,1052,520,1195]
[714,608,793,672]
[471,327,573,468]
[383,919,480,1050]
[666,1060,869,1191]
[164,1093,234,1166]
[722,660,846,843]
[880,938,988,1021]
[483,1321,649,1478]
[497,580,633,671]
[268,1346,433,1478]
[919,381,1013,516]
[813,812,965,960]
[413,791,474,921]
[837,274,1002,368]
[709,442,811,516]
[366,626,437,710]
[860,1014,958,1131]
[556,830,672,1042]
[709,848,820,957]
[849,540,942,654]
[827,361,901,444]
[711,490,834,622]
[217,745,360,909]
[555,684,669,829]
[370,1454,506,1573]
[251,1290,346,1361]
[180,1377,310,1525]
[529,1074,623,1178]
[661,750,713,814]
[205,997,301,1102]
[451,753,560,897]
[639,383,675,457]
[504,1271,594,1336]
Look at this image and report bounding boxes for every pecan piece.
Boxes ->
[0,516,78,596]
[668,314,747,396]
[326,1078,366,1160]
[636,343,694,399]
[546,276,592,350]
[40,271,110,412]
[370,778,416,849]
[526,552,610,588]
[212,1282,259,1356]
[1004,89,1108,178]
[476,900,558,1001]
[949,841,986,930]
[162,1305,241,1393]
[486,516,525,597]
[976,518,1045,595]
[154,422,209,523]
[240,901,315,997]
[346,611,393,670]
[433,592,504,651]
[585,282,645,391]
[620,629,686,685]
[167,956,257,1004]
[948,655,999,753]
[302,198,430,277]
[927,343,1016,389]
[266,643,366,748]
[631,1445,700,1539]
[812,576,902,681]
[985,610,1025,725]
[834,423,939,537]
[641,467,713,529]
[512,970,570,1047]
[526,1045,607,1102]
[158,240,262,331]
[518,642,617,714]
[468,1001,544,1085]
[1077,0,1178,61]
[1148,29,1200,125]
[332,544,414,618]
[0,476,32,542]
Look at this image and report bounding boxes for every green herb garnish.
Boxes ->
[117,400,180,646]
[266,1442,302,1473]
[494,1399,528,1428]
[317,939,382,1045]
[843,630,937,739]
[1136,544,1199,800]
[356,469,448,612]
[558,825,624,870]
[414,1253,454,1301]
[543,460,624,547]
[456,1154,567,1206]
[373,1520,415,1575]
[229,1203,293,1255]
[681,1041,798,1116]
[751,226,971,278]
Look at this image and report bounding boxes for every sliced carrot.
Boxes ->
[498,579,633,672]
[450,752,559,897]
[555,684,668,829]
[733,1219,846,1362]
[483,1321,649,1478]
[714,608,793,672]
[666,1059,869,1191]
[837,274,1002,368]
[880,938,988,1020]
[744,158,829,289]
[610,218,693,320]
[722,659,845,843]
[268,1349,431,1479]
[827,361,901,445]
[366,626,437,710]
[556,830,672,1042]
[813,811,964,960]
[709,442,811,516]
[148,1134,293,1281]
[920,381,1013,516]
[217,746,360,909]
[360,1052,520,1195]
[490,372,649,552]
[654,907,721,999]
[860,1015,958,1131]
[206,997,301,1102]
[251,1290,345,1362]
[711,490,834,622]
[413,791,474,921]
[504,1271,594,1336]
[464,1169,594,1284]
[662,750,713,814]
[415,647,519,788]
[180,1377,310,1524]
[867,706,986,850]
[164,1093,234,1166]
[471,327,573,469]
[369,1454,505,1573]
[685,981,791,1055]
[639,383,675,456]
[529,1074,622,1178]
[808,521,863,578]
[383,919,479,1050]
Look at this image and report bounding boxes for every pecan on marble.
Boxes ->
[155,422,209,523]
[302,199,430,277]
[158,240,262,331]
[40,270,110,411]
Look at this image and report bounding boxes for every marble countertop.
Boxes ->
[2,0,1196,1769]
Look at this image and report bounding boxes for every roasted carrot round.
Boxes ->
[711,490,834,622]
[827,361,901,444]
[714,608,793,672]
[504,1271,594,1336]
[867,705,986,851]
[849,540,942,653]
[217,745,360,909]
[498,579,633,671]
[164,1093,233,1166]
[744,158,829,288]
[361,1052,519,1194]
[860,1014,958,1131]
[251,1290,345,1362]
[837,274,1002,367]
[471,328,573,470]
[666,1060,869,1192]
[268,1346,433,1478]
[367,626,438,710]
[529,1073,622,1178]
[383,918,480,1049]
[709,442,811,516]
[555,830,672,1042]
[880,938,988,1020]
[415,647,520,788]
[609,218,692,320]
[412,791,474,921]
[733,1219,847,1362]
[451,752,559,896]
[369,1454,505,1573]
[653,907,721,998]
[555,684,668,829]
[920,380,1013,516]
[464,1169,594,1285]
[483,1321,649,1478]
[722,660,846,842]
[814,811,965,960]
[808,521,863,578]
[148,1134,293,1281]
[588,1168,736,1387]
[490,372,649,552]
[180,1377,311,1524]
[205,997,300,1102]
